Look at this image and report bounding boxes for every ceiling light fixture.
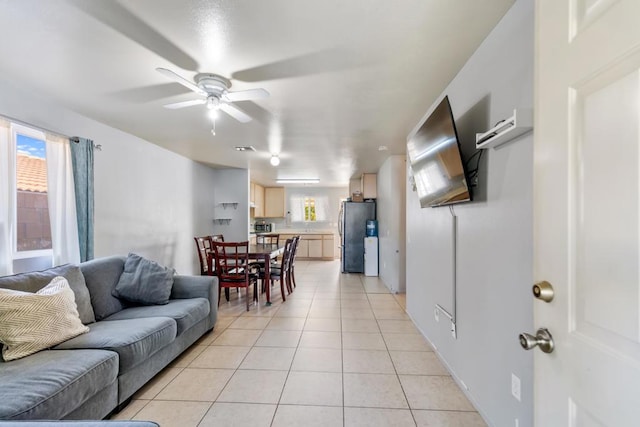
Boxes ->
[207,108,219,120]
[206,96,221,135]
[276,179,320,184]
[270,155,280,166]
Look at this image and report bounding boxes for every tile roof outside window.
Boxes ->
[16,153,47,193]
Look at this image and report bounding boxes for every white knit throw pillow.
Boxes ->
[0,276,89,361]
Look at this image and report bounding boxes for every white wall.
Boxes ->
[405,2,534,427]
[211,168,250,242]
[377,155,406,292]
[0,77,227,275]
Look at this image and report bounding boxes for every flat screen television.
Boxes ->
[407,96,471,208]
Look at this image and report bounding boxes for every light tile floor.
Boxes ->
[111,260,487,427]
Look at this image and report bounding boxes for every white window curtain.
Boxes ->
[315,196,330,221]
[0,119,12,275]
[45,135,80,266]
[290,196,305,222]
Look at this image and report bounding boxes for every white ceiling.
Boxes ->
[0,0,513,187]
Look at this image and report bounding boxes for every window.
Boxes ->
[9,123,53,259]
[290,195,329,222]
[304,197,316,222]
[2,120,82,275]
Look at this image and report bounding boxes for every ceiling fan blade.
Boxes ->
[163,99,206,109]
[231,48,375,82]
[109,83,189,103]
[220,103,252,123]
[156,68,207,96]
[69,0,198,71]
[223,88,270,102]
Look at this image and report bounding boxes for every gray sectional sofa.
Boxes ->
[0,255,218,421]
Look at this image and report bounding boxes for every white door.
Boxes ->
[534,1,640,425]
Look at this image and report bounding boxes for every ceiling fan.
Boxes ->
[156,68,269,123]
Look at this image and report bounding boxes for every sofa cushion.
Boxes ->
[0,277,89,361]
[54,317,176,374]
[104,298,210,335]
[112,254,175,306]
[0,264,95,324]
[79,256,126,321]
[0,349,118,420]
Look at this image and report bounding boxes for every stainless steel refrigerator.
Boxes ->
[339,201,376,273]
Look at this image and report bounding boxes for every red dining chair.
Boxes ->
[194,236,214,276]
[212,241,258,311]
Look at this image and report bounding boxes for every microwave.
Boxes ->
[255,223,272,232]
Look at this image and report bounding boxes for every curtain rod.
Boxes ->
[0,113,100,150]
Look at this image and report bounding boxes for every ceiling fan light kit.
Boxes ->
[207,108,219,120]
[156,67,269,125]
[156,67,278,160]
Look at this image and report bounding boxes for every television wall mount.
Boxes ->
[476,108,533,150]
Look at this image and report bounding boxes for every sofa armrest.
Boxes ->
[171,275,218,330]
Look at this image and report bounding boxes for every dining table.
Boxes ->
[249,242,284,306]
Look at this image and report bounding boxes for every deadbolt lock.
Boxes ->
[532,281,554,302]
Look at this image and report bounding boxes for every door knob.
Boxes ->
[519,328,554,353]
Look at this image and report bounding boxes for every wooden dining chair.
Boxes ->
[194,236,214,276]
[212,241,258,311]
[257,238,294,301]
[207,234,241,301]
[288,235,301,289]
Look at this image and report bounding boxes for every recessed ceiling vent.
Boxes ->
[235,146,256,152]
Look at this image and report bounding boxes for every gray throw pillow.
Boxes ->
[112,253,174,305]
[0,264,96,325]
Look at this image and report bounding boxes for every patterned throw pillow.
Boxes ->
[0,276,90,361]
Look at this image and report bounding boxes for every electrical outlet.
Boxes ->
[511,373,521,402]
[434,308,440,322]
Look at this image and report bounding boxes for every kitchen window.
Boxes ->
[290,195,329,222]
[304,197,316,222]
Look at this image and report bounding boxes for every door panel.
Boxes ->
[573,65,640,346]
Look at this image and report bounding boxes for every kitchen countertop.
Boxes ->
[251,229,336,235]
